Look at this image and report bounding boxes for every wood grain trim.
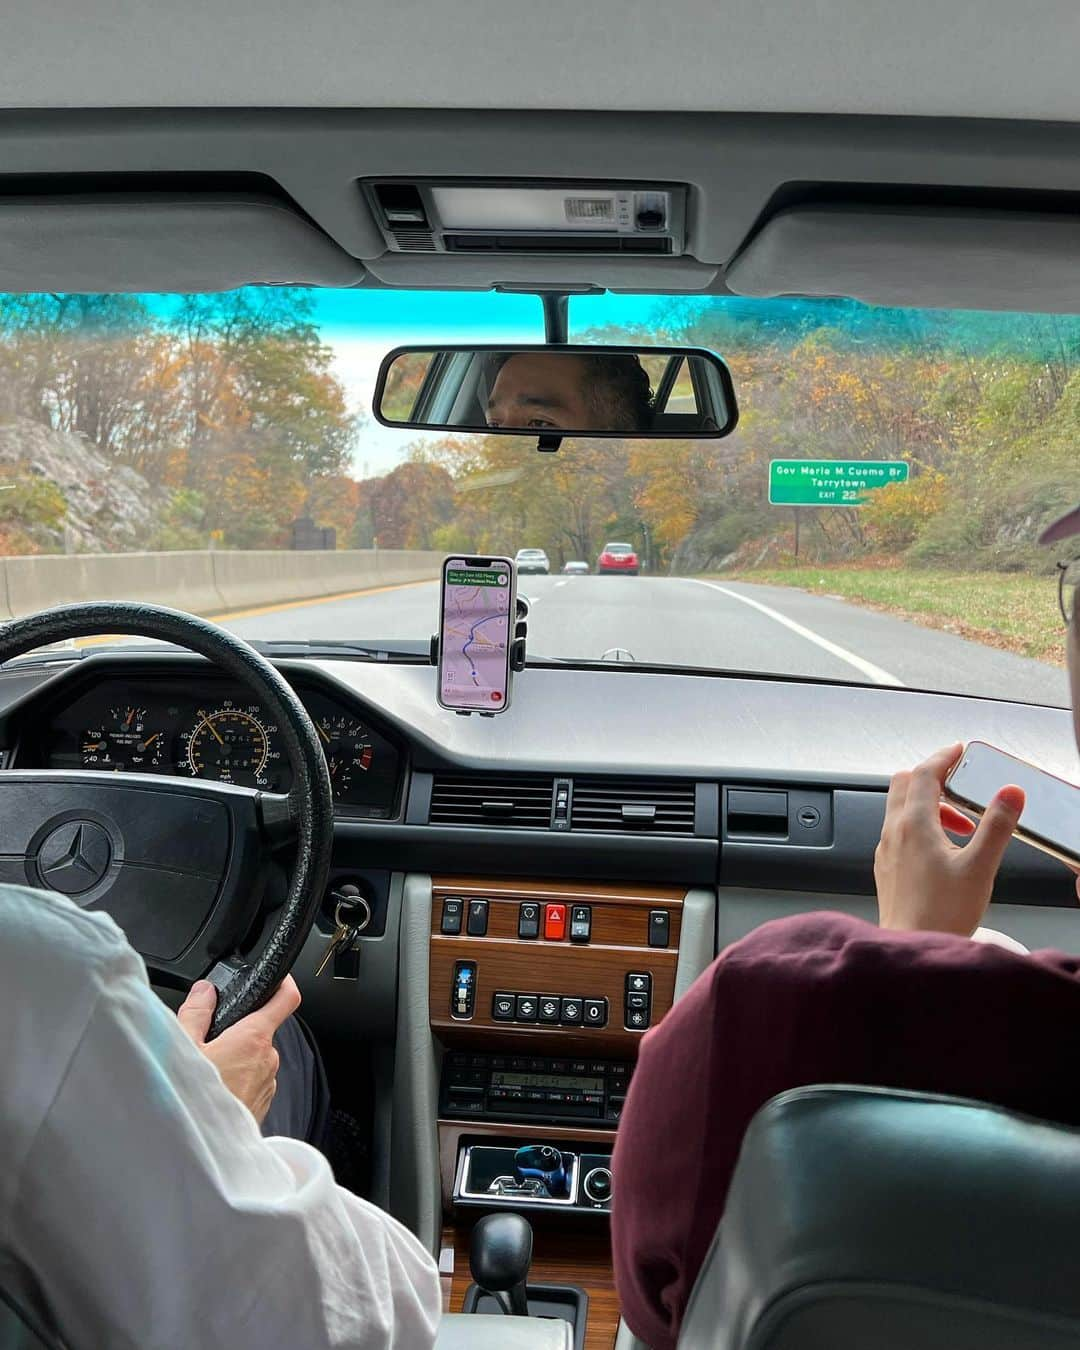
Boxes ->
[434,876,684,905]
[438,1120,616,1211]
[443,1220,619,1350]
[431,877,684,1055]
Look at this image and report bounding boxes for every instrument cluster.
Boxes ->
[27,676,402,817]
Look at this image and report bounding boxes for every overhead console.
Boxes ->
[365,180,688,257]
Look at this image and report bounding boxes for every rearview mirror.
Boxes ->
[372,344,738,440]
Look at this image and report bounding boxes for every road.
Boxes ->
[221,575,1070,707]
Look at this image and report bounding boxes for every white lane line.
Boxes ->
[687,579,904,687]
[555,580,569,588]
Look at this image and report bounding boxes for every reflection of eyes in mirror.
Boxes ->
[485,352,653,433]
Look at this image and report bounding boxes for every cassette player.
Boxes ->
[441,1051,633,1126]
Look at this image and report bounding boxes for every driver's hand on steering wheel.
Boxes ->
[178,976,302,1125]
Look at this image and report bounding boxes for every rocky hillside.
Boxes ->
[0,416,168,553]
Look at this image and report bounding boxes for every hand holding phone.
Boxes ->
[944,741,1080,870]
[437,556,516,713]
[876,743,1027,936]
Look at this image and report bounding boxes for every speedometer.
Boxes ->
[184,704,278,788]
[316,714,374,798]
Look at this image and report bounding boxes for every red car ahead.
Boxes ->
[597,541,639,575]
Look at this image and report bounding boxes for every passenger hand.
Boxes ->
[875,742,1025,937]
[177,976,302,1125]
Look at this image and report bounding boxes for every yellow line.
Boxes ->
[72,577,434,648]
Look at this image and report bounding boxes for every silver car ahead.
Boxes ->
[515,548,550,575]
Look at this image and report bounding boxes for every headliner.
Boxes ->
[5,0,1080,120]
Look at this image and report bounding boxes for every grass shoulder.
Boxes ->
[717,565,1064,666]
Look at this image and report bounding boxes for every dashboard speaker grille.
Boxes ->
[570,777,696,835]
[430,774,554,828]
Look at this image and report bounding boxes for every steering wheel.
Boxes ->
[0,602,334,1037]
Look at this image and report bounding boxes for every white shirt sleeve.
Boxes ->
[9,934,441,1350]
[970,925,1031,955]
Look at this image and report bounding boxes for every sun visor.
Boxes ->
[726,205,1080,313]
[0,192,365,292]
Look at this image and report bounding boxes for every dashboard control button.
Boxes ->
[440,897,463,934]
[626,992,649,1012]
[626,1008,649,1031]
[609,1095,627,1122]
[539,995,561,1024]
[466,899,489,936]
[583,998,608,1027]
[627,972,651,994]
[492,992,516,1021]
[569,905,592,942]
[543,904,567,941]
[648,909,670,947]
[516,994,539,1022]
[451,961,476,1019]
[518,902,540,939]
[560,997,583,1025]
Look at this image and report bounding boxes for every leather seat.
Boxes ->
[678,1084,1080,1349]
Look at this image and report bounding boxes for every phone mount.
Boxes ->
[430,596,529,717]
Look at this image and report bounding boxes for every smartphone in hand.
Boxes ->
[944,741,1080,868]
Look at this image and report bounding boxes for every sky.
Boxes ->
[306,289,660,476]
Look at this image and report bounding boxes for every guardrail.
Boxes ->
[0,548,443,620]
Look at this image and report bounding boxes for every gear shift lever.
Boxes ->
[469,1212,533,1317]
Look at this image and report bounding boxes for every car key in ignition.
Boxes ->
[315,886,372,977]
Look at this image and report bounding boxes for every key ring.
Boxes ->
[335,894,372,933]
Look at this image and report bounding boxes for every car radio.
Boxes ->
[441,1050,632,1126]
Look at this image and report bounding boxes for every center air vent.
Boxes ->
[429,774,554,829]
[570,778,696,835]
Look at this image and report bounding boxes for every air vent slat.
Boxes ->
[430,774,554,829]
[570,777,696,836]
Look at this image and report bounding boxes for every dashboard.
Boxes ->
[16,671,404,818]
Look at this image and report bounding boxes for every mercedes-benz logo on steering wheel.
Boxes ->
[37,821,112,895]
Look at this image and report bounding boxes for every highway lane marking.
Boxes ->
[72,577,435,648]
[555,580,569,587]
[687,579,904,687]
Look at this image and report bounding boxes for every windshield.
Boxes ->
[1,289,1076,707]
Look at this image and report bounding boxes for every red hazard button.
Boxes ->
[543,903,567,941]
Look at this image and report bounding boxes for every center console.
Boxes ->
[431,877,693,1349]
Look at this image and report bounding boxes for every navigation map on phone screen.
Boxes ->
[439,558,514,711]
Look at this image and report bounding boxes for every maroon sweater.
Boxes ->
[611,912,1080,1350]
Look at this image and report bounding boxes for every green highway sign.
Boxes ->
[768,459,910,507]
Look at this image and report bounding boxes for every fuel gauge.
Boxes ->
[81,705,166,771]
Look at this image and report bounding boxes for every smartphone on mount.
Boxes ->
[943,740,1080,869]
[437,556,516,714]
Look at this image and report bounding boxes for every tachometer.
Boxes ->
[185,704,277,787]
[81,705,165,771]
[316,714,374,798]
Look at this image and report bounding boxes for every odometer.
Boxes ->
[185,705,275,787]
